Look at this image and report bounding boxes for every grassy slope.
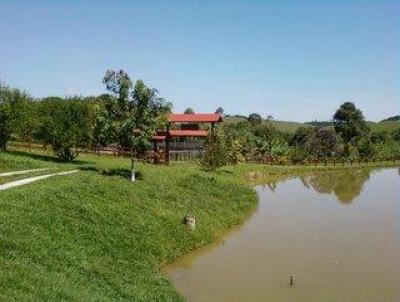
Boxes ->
[224,116,306,133]
[1,151,399,301]
[0,152,259,301]
[370,120,400,132]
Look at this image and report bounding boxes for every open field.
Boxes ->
[1,151,399,301]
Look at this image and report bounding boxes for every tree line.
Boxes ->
[201,102,400,170]
[0,70,171,161]
[1,74,399,167]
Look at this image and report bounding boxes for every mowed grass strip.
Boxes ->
[0,152,258,301]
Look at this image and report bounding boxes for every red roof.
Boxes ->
[168,113,222,123]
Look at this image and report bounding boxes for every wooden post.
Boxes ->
[165,123,170,165]
[153,140,157,164]
[290,275,294,287]
[210,122,216,163]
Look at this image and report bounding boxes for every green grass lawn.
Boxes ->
[1,151,262,301]
[1,151,399,301]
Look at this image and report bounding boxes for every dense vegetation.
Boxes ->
[211,103,400,169]
[1,74,399,168]
[0,70,171,161]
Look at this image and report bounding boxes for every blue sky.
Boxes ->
[0,1,399,122]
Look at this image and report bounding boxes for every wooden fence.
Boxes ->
[6,141,399,166]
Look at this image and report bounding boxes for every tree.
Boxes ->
[357,136,376,158]
[37,97,92,161]
[221,121,255,160]
[223,127,245,166]
[226,138,244,166]
[103,69,133,115]
[184,107,194,114]
[392,128,400,142]
[199,131,227,171]
[305,128,340,158]
[248,113,262,125]
[333,102,368,151]
[215,107,224,115]
[253,123,278,140]
[111,79,172,157]
[0,102,11,150]
[89,98,114,151]
[290,126,315,146]
[0,84,32,150]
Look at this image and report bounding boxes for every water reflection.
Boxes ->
[300,169,372,204]
[267,168,374,204]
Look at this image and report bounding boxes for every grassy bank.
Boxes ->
[1,151,399,301]
[0,151,260,301]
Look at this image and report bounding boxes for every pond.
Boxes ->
[167,168,400,302]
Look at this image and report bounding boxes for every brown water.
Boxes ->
[167,168,400,302]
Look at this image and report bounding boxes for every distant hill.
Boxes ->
[370,120,400,132]
[223,116,309,133]
[223,116,400,134]
[380,115,400,123]
[270,120,309,133]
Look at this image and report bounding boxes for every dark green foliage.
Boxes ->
[0,84,32,150]
[357,136,376,158]
[0,101,11,150]
[391,128,400,142]
[130,80,171,156]
[370,131,389,144]
[102,69,133,114]
[47,98,92,161]
[215,107,224,115]
[290,126,315,146]
[199,131,227,170]
[333,102,369,146]
[304,128,340,158]
[90,100,115,149]
[248,113,262,125]
[102,71,171,154]
[184,107,195,114]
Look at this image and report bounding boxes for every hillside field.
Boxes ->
[224,116,400,134]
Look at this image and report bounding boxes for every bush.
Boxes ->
[199,132,227,171]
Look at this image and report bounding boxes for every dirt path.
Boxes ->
[0,168,49,177]
[0,170,79,191]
